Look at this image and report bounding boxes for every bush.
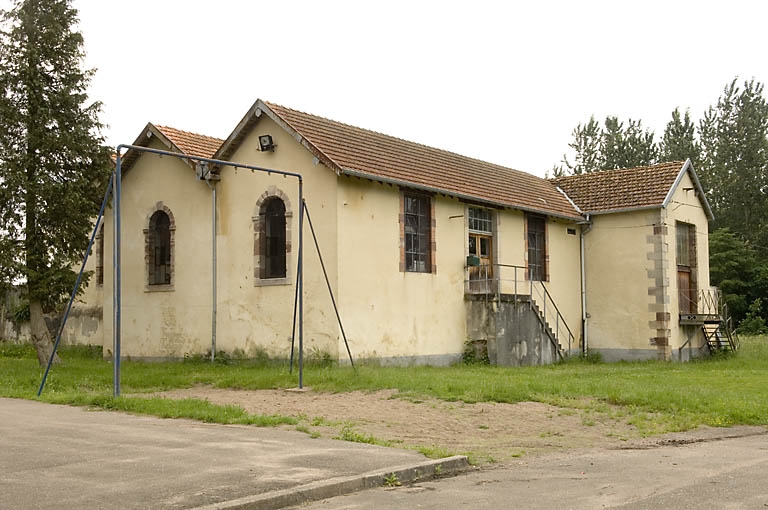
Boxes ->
[738,299,768,335]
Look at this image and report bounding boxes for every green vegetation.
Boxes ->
[2,338,768,437]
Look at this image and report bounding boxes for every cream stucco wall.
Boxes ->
[336,178,467,363]
[584,209,660,358]
[585,171,712,360]
[544,219,584,352]
[665,172,711,353]
[100,137,215,358]
[215,114,339,359]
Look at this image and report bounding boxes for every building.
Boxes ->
[66,100,732,365]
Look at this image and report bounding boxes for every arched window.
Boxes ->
[148,210,172,285]
[261,197,286,279]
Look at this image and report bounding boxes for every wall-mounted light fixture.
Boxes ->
[259,134,275,152]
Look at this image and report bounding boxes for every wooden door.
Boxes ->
[469,234,493,292]
[678,267,693,314]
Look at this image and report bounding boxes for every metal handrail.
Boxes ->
[465,263,575,358]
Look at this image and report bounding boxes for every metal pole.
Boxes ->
[211,184,217,362]
[38,174,114,396]
[289,244,301,373]
[114,155,122,397]
[303,200,354,368]
[298,179,304,388]
[110,144,305,394]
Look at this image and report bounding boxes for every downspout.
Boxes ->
[580,214,593,356]
[210,182,217,361]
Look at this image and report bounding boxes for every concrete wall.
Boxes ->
[466,296,560,366]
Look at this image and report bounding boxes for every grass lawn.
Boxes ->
[1,336,767,434]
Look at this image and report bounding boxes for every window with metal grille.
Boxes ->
[527,215,546,281]
[261,197,287,279]
[676,223,691,266]
[148,210,171,285]
[468,207,492,233]
[404,193,431,273]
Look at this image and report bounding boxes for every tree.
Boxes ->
[660,108,700,169]
[0,0,111,366]
[698,78,768,252]
[601,117,658,170]
[556,116,659,175]
[555,116,602,176]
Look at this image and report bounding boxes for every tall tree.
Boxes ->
[601,117,658,170]
[555,116,602,176]
[0,0,110,366]
[698,78,768,251]
[660,108,700,168]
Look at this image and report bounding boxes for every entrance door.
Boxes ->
[678,267,693,314]
[468,233,493,292]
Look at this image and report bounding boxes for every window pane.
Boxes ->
[404,193,431,273]
[527,216,546,281]
[480,237,489,257]
[262,198,287,278]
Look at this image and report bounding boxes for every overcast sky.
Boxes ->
[15,0,768,176]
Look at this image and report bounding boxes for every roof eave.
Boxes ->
[584,204,662,216]
[341,168,583,221]
[214,100,344,176]
[121,123,191,173]
[661,159,715,221]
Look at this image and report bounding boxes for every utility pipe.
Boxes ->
[579,214,593,356]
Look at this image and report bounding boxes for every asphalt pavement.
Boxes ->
[295,426,768,509]
[0,398,467,509]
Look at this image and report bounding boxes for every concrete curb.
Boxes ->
[190,455,470,510]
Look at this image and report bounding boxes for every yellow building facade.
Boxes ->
[68,101,719,364]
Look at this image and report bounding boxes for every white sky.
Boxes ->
[12,0,768,176]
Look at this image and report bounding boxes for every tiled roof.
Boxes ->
[550,161,686,214]
[261,102,582,219]
[154,125,223,158]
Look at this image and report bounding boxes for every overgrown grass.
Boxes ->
[2,337,768,435]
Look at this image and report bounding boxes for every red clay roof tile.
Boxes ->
[550,161,686,214]
[154,125,223,159]
[264,102,582,219]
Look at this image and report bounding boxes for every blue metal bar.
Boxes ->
[289,239,302,373]
[38,173,114,396]
[298,180,304,388]
[112,144,305,394]
[114,156,122,396]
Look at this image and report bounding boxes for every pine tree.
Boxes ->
[660,108,700,168]
[0,0,111,366]
[558,116,602,175]
[699,78,768,252]
[557,116,658,175]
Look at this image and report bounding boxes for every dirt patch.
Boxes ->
[154,387,646,464]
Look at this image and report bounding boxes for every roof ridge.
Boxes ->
[154,124,224,143]
[550,161,687,183]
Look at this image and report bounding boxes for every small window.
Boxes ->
[468,207,492,233]
[261,197,287,279]
[148,210,172,285]
[404,193,431,273]
[527,215,547,281]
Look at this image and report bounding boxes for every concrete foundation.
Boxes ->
[466,294,560,366]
